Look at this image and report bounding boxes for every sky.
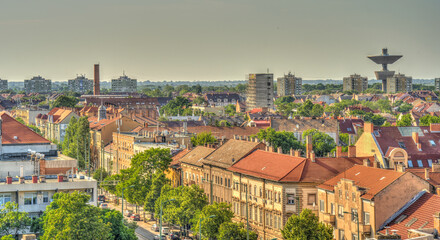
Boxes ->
[1,0,439,82]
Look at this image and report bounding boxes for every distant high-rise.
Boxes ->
[367,48,402,92]
[435,78,440,91]
[24,76,51,94]
[0,79,8,91]
[386,73,412,93]
[277,72,302,96]
[68,75,93,94]
[94,64,100,95]
[246,73,274,110]
[343,74,368,92]
[111,75,137,93]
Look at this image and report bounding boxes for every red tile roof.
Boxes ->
[318,165,405,200]
[408,168,440,187]
[379,192,440,239]
[339,118,364,135]
[1,112,50,145]
[170,148,191,167]
[229,150,370,183]
[88,117,120,130]
[47,108,75,124]
[179,146,215,167]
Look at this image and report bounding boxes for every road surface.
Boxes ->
[135,227,155,240]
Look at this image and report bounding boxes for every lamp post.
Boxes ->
[202,177,213,204]
[199,215,216,240]
[160,199,176,240]
[122,185,135,217]
[344,211,360,240]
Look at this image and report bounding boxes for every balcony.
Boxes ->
[322,213,335,225]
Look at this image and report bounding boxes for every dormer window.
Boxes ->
[429,140,436,146]
[398,142,406,149]
[373,130,380,137]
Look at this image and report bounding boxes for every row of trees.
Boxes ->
[62,116,91,168]
[0,192,137,240]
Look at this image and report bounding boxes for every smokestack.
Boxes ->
[94,64,100,95]
[306,135,313,158]
[425,168,430,180]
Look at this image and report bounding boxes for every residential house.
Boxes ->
[204,92,241,107]
[166,148,190,188]
[317,165,431,240]
[181,146,216,187]
[38,108,78,142]
[339,118,364,144]
[14,107,49,125]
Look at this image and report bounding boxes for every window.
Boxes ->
[274,192,277,202]
[398,141,406,149]
[351,209,358,222]
[259,187,262,197]
[364,212,370,225]
[338,205,344,218]
[429,140,436,146]
[265,212,270,226]
[408,160,413,168]
[24,193,37,205]
[339,190,342,198]
[287,194,296,205]
[373,130,380,137]
[345,192,349,200]
[347,127,352,132]
[0,193,11,206]
[254,185,257,195]
[254,207,258,221]
[307,194,316,205]
[417,160,423,167]
[331,203,335,215]
[352,192,356,201]
[43,192,49,203]
[339,230,345,240]
[278,193,281,203]
[278,216,282,229]
[274,214,277,228]
[319,200,325,212]
[428,159,433,167]
[259,208,263,223]
[352,233,358,240]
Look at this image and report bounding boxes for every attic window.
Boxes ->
[405,218,418,227]
[424,129,429,133]
[379,177,386,181]
[13,136,18,140]
[394,214,408,224]
[373,130,380,137]
[398,142,406,149]
[417,160,423,167]
[428,159,433,167]
[408,160,413,168]
[347,128,352,132]
[429,140,436,146]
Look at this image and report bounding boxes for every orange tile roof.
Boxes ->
[48,108,75,124]
[1,112,51,144]
[170,148,191,166]
[179,146,215,167]
[318,165,405,200]
[88,116,120,130]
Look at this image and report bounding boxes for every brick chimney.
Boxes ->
[32,175,38,183]
[336,146,342,158]
[290,149,294,156]
[57,174,64,183]
[425,168,430,180]
[310,151,316,162]
[6,176,12,184]
[396,163,406,172]
[277,147,282,154]
[373,160,378,168]
[363,159,370,167]
[306,135,313,158]
[412,131,419,145]
[294,150,301,157]
[432,163,440,172]
[269,146,274,152]
[348,145,356,158]
[364,122,374,133]
[434,212,440,233]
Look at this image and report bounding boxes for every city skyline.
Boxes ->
[1,0,439,81]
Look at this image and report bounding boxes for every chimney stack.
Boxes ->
[364,122,374,134]
[412,132,419,145]
[294,150,301,157]
[425,168,430,180]
[6,176,12,184]
[277,147,282,154]
[310,151,316,162]
[290,149,294,156]
[373,160,378,168]
[434,212,440,233]
[396,163,406,172]
[336,146,342,158]
[306,135,313,158]
[94,64,100,95]
[32,175,38,183]
[57,174,64,183]
[348,145,356,158]
[363,159,370,167]
[432,163,440,172]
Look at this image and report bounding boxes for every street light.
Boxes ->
[160,198,176,240]
[122,185,135,216]
[344,211,360,240]
[199,215,216,240]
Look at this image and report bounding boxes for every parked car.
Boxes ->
[98,195,106,202]
[162,227,170,235]
[99,203,108,209]
[125,210,133,217]
[154,235,167,240]
[170,232,180,240]
[151,224,159,232]
[130,214,140,221]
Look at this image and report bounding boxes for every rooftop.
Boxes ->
[179,146,215,167]
[1,112,51,145]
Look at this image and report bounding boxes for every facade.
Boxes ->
[0,175,97,218]
[37,108,78,143]
[436,78,440,91]
[14,107,49,125]
[81,95,159,109]
[111,75,137,93]
[277,72,302,96]
[24,76,52,94]
[228,148,371,240]
[246,73,274,110]
[0,79,7,91]
[317,165,431,240]
[387,73,413,93]
[68,75,93,94]
[180,146,215,187]
[355,122,440,169]
[343,74,368,92]
[204,92,240,107]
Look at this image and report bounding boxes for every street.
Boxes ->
[135,227,155,240]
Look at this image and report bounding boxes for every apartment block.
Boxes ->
[111,75,137,93]
[68,75,93,94]
[246,73,274,110]
[24,76,52,94]
[436,78,440,91]
[386,73,413,93]
[14,107,49,125]
[0,79,8,91]
[277,72,302,96]
[343,74,368,93]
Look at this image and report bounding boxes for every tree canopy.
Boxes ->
[281,209,333,240]
[0,202,31,237]
[191,132,217,147]
[397,114,413,127]
[52,95,79,108]
[160,96,192,116]
[255,127,303,154]
[191,202,234,240]
[61,116,90,168]
[302,129,336,157]
[218,222,258,240]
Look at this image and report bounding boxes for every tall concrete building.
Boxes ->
[368,48,403,92]
[0,79,8,91]
[435,78,440,91]
[68,75,93,94]
[277,72,302,96]
[343,74,368,92]
[386,73,412,93]
[111,75,137,93]
[24,76,51,94]
[246,73,274,110]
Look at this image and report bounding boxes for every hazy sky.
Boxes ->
[1,0,439,82]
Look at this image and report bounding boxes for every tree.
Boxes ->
[282,209,333,240]
[224,104,236,116]
[15,117,25,125]
[419,115,440,126]
[0,202,31,237]
[144,172,169,215]
[310,104,324,118]
[62,117,77,154]
[52,95,79,108]
[62,116,90,168]
[191,132,217,147]
[192,96,207,106]
[302,129,336,157]
[160,96,192,116]
[218,120,232,127]
[218,222,258,240]
[191,202,234,240]
[1,235,14,240]
[397,114,413,127]
[256,128,303,154]
[40,192,112,240]
[297,100,314,117]
[93,167,109,182]
[100,209,137,240]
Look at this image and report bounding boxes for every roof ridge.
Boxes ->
[279,159,306,182]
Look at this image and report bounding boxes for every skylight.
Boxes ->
[417,160,423,167]
[408,160,413,168]
[355,172,360,176]
[394,214,408,224]
[428,159,433,167]
[398,142,406,149]
[405,218,418,227]
[373,130,380,137]
[379,177,386,181]
[429,140,436,146]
